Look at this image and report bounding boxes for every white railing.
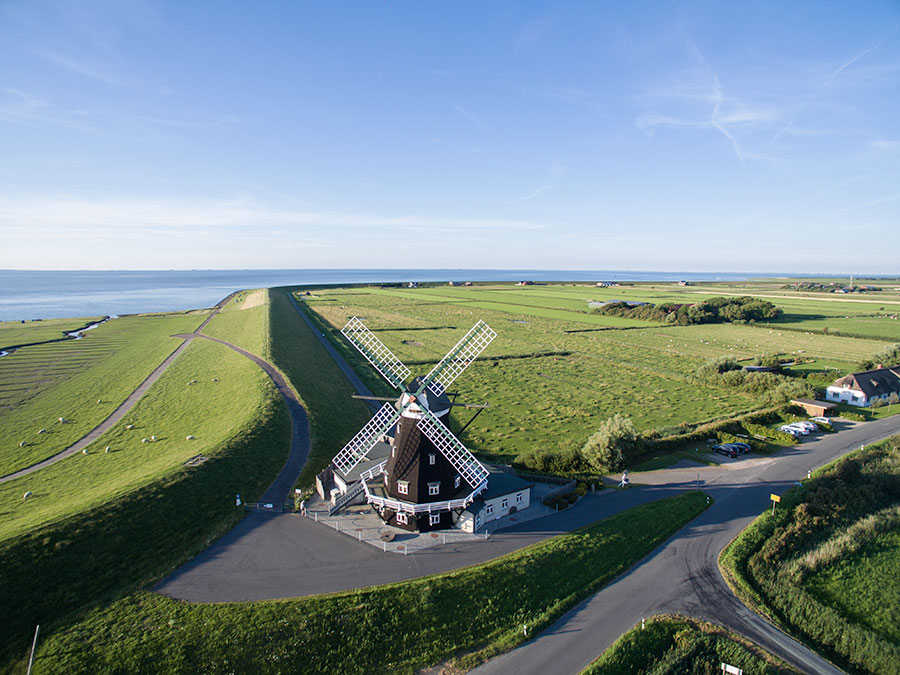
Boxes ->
[363,480,487,514]
[359,460,387,482]
[328,480,365,515]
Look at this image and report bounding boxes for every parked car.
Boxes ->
[779,425,802,437]
[793,421,817,432]
[810,416,831,424]
[728,441,752,454]
[784,423,810,435]
[712,444,738,458]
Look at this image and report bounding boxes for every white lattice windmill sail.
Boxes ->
[332,403,399,477]
[421,320,496,397]
[417,409,489,490]
[342,316,411,390]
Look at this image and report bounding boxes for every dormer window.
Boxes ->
[454,475,461,489]
[428,453,436,465]
[397,480,409,495]
[428,482,440,496]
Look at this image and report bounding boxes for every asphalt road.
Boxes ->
[472,414,900,675]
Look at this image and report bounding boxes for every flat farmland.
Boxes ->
[0,312,207,474]
[301,283,893,465]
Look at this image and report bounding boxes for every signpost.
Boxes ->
[770,493,781,514]
[721,664,743,675]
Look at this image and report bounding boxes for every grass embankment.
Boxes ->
[268,288,371,486]
[32,492,708,674]
[720,435,900,674]
[201,288,271,358]
[0,338,278,541]
[0,337,292,667]
[582,614,793,674]
[0,312,207,474]
[0,317,105,348]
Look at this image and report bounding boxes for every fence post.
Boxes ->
[26,625,39,675]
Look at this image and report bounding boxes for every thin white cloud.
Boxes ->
[37,50,130,86]
[453,104,492,134]
[0,195,546,233]
[514,185,552,202]
[838,194,900,213]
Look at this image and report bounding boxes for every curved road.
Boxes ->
[473,415,900,675]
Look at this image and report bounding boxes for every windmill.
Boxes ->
[329,317,496,531]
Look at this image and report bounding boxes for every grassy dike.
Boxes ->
[720,435,900,674]
[267,287,372,486]
[32,492,709,674]
[581,615,794,674]
[0,344,292,670]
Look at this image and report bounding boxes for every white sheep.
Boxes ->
[142,438,149,444]
[97,399,102,404]
[82,448,89,455]
[23,491,32,501]
[38,429,46,434]
[150,435,157,441]
[19,441,26,447]
[58,417,65,423]
[105,446,111,453]
[125,424,135,430]
[186,435,195,440]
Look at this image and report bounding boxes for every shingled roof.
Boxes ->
[833,365,900,399]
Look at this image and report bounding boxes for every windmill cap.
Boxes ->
[400,377,451,416]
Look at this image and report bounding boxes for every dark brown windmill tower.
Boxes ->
[330,317,496,532]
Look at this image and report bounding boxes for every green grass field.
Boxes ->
[0,337,277,542]
[720,435,900,674]
[29,492,708,674]
[581,614,792,674]
[297,282,891,468]
[201,288,271,358]
[0,317,106,348]
[0,312,208,475]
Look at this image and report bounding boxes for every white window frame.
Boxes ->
[454,475,461,489]
[396,512,408,525]
[485,504,493,516]
[501,498,509,509]
[516,492,523,503]
[397,480,409,495]
[429,513,440,525]
[428,482,440,496]
[428,453,436,465]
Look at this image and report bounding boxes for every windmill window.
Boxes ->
[516,492,523,503]
[430,513,441,525]
[397,480,409,495]
[428,482,440,496]
[454,475,461,489]
[428,453,436,465]
[501,498,509,509]
[485,504,494,516]
[396,512,408,525]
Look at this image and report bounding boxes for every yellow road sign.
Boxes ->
[770,494,781,502]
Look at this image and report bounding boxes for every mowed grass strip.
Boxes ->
[0,337,276,542]
[0,312,208,474]
[202,288,271,358]
[32,492,708,675]
[582,614,793,674]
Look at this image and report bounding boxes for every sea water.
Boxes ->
[1,268,774,321]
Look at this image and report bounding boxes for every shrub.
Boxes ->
[518,446,583,474]
[841,411,867,422]
[575,482,587,497]
[857,343,900,371]
[566,492,578,504]
[582,414,638,472]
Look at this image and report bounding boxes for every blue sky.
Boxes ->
[1,1,899,273]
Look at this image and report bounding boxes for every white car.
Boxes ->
[779,425,801,437]
[810,416,831,424]
[785,423,810,435]
[793,421,817,432]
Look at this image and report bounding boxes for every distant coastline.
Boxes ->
[0,268,872,322]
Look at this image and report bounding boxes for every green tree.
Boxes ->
[582,414,637,472]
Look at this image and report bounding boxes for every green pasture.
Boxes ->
[298,283,891,468]
[0,337,275,542]
[582,615,790,674]
[0,317,106,348]
[0,312,207,475]
[29,492,708,675]
[720,436,900,674]
[202,288,271,358]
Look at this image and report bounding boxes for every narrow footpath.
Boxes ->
[0,303,225,485]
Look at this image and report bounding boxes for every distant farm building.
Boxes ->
[790,398,839,417]
[825,365,900,407]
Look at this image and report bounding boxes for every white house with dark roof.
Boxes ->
[456,469,533,533]
[825,365,900,407]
